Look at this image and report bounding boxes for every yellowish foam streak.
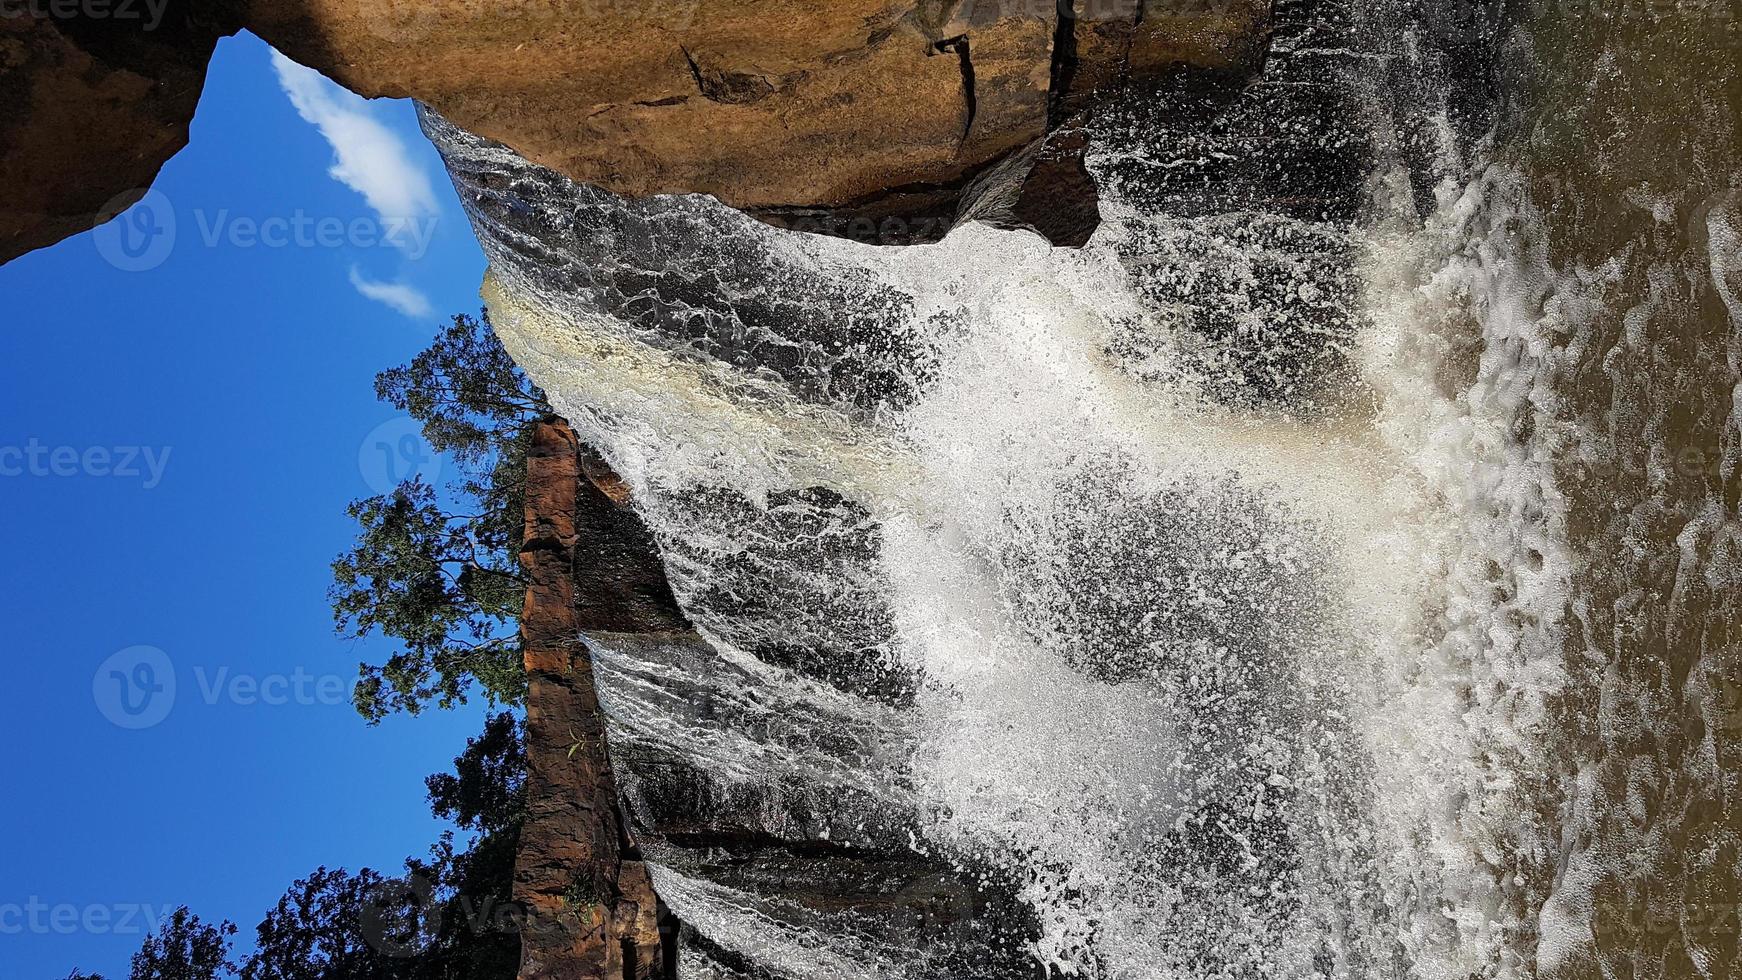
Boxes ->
[482,270,924,504]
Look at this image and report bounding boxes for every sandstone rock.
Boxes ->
[246,0,1055,222]
[517,418,679,980]
[1058,0,1269,117]
[0,3,232,263]
[1,0,1272,261]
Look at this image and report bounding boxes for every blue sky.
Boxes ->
[0,33,496,978]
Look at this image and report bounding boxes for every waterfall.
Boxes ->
[424,0,1740,975]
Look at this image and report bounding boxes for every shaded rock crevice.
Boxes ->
[0,1,237,261]
[679,46,779,107]
[929,34,978,150]
[1046,0,1082,127]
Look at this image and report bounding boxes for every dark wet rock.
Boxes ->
[953,124,1102,247]
[522,418,1039,978]
[1086,0,1379,412]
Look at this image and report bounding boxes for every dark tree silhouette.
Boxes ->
[236,714,526,980]
[239,867,415,980]
[128,908,236,980]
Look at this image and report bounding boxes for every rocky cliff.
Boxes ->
[516,419,680,980]
[1,0,1270,262]
[0,0,227,262]
[515,416,1045,979]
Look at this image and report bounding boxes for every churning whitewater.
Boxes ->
[424,0,1741,976]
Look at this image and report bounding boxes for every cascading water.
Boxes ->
[424,0,1740,976]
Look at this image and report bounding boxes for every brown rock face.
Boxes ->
[247,0,1270,243]
[0,0,1271,262]
[0,2,230,262]
[249,0,1053,218]
[516,418,685,980]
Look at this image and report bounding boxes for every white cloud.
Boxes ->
[270,50,439,230]
[349,267,434,319]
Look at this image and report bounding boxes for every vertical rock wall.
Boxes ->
[516,418,683,980]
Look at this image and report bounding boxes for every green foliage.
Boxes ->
[236,714,526,980]
[371,312,548,560]
[239,867,414,980]
[111,715,530,980]
[410,713,525,980]
[333,479,527,721]
[129,908,236,980]
[331,312,551,723]
[425,712,525,836]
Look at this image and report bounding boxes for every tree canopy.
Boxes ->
[99,908,237,980]
[69,316,540,980]
[330,312,551,722]
[79,713,525,980]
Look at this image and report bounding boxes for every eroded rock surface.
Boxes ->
[0,1,228,262]
[517,419,677,980]
[1,0,1272,261]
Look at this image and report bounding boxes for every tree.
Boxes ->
[239,867,414,980]
[237,714,527,980]
[425,710,525,836]
[408,712,525,980]
[331,312,551,722]
[129,908,236,980]
[64,320,543,980]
